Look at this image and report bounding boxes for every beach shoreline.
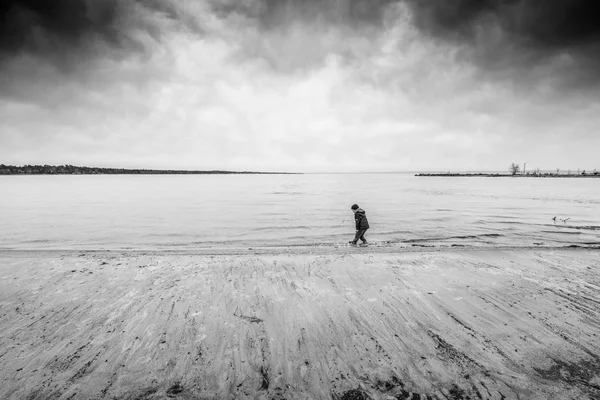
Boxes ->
[1,242,598,257]
[1,248,599,399]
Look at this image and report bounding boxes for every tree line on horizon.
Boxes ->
[416,164,599,177]
[0,164,287,175]
[508,163,598,176]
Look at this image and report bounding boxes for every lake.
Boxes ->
[1,173,598,250]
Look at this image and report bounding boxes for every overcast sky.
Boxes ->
[1,0,599,172]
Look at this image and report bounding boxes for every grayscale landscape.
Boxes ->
[1,0,599,399]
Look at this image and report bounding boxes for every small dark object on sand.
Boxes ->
[340,388,367,400]
[166,382,184,397]
[233,306,263,323]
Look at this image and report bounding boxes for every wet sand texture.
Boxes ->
[1,249,599,399]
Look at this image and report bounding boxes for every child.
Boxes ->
[349,204,369,245]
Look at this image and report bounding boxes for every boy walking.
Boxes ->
[350,204,369,245]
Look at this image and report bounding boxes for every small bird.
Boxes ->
[552,216,557,222]
[560,218,570,224]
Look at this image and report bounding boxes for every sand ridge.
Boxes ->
[0,249,599,399]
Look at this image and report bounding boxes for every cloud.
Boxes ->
[2,1,144,62]
[405,0,600,88]
[210,0,397,29]
[205,0,402,73]
[408,0,600,47]
[1,0,599,172]
[0,0,204,110]
[0,0,207,97]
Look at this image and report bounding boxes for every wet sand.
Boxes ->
[1,247,599,399]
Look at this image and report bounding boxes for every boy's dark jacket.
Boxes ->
[355,208,370,230]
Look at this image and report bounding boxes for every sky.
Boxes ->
[1,0,599,173]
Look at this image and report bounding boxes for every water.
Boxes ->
[1,173,599,250]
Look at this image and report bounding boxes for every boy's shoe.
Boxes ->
[361,241,368,244]
[349,241,357,245]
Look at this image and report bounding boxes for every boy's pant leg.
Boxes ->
[359,229,368,243]
[353,229,367,243]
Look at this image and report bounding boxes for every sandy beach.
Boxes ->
[1,247,599,400]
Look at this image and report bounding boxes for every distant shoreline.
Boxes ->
[415,172,599,178]
[0,164,299,175]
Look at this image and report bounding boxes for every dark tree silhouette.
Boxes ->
[0,164,294,175]
[509,163,520,176]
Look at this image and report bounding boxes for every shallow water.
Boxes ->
[1,173,598,249]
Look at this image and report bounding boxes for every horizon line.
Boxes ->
[2,164,596,175]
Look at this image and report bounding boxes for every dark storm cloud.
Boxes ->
[210,0,600,51]
[406,0,600,80]
[0,0,187,68]
[409,0,600,47]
